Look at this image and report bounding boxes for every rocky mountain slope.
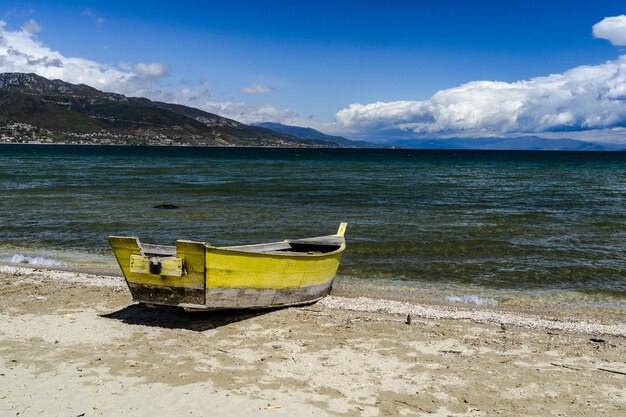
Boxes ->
[0,73,317,147]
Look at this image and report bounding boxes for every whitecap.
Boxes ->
[9,254,64,267]
[444,294,498,306]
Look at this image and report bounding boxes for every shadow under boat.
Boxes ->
[100,302,280,331]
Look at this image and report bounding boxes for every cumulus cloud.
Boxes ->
[200,101,298,123]
[22,19,41,34]
[336,16,626,137]
[241,84,271,94]
[593,15,626,46]
[0,20,172,98]
[133,62,169,78]
[155,79,211,105]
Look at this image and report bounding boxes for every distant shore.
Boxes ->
[1,264,624,416]
[0,141,329,148]
[4,140,626,151]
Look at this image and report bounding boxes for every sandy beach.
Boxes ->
[1,265,624,417]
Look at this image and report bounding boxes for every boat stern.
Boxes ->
[108,236,207,307]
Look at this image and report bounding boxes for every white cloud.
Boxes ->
[593,15,626,46]
[199,101,298,124]
[155,79,211,105]
[336,53,626,137]
[0,20,172,99]
[22,19,41,34]
[133,62,169,78]
[241,84,271,94]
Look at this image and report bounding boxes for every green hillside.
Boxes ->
[0,72,320,147]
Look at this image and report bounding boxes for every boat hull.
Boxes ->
[109,224,346,310]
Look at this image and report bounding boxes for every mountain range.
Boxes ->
[0,72,320,147]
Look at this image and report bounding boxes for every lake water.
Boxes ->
[2,144,626,308]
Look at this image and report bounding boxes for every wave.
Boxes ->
[7,254,64,267]
[444,294,498,306]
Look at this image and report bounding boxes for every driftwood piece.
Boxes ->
[550,363,626,376]
[597,367,626,376]
[550,362,583,371]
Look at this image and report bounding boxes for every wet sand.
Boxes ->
[0,266,625,416]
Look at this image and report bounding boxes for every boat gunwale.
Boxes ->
[116,236,346,258]
[213,236,346,257]
[112,223,348,259]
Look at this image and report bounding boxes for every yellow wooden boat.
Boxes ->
[109,223,347,311]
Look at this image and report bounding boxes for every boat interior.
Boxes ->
[140,235,344,258]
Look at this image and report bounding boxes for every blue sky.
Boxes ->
[2,1,626,141]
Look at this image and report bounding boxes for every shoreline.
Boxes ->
[2,263,624,337]
[3,244,625,318]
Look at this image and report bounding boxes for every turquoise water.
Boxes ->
[1,144,626,305]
